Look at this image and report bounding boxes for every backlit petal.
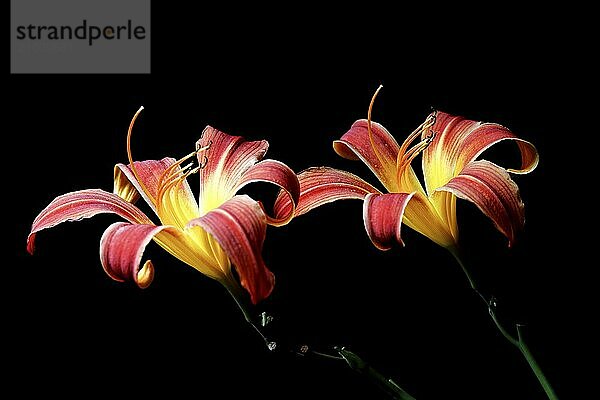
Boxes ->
[421,111,537,240]
[402,191,457,248]
[27,189,152,255]
[113,164,140,204]
[235,159,300,226]
[333,119,401,192]
[100,222,172,288]
[274,167,380,219]
[363,193,414,250]
[187,195,273,304]
[152,227,226,281]
[437,160,525,247]
[114,158,175,211]
[115,159,199,227]
[197,126,269,214]
[422,111,539,195]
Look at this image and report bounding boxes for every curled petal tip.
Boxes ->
[235,159,300,227]
[137,260,154,289]
[100,222,169,289]
[437,160,524,246]
[363,192,414,251]
[26,233,36,255]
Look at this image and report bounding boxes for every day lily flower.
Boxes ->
[28,107,299,304]
[274,88,538,252]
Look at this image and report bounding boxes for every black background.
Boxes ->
[7,4,588,399]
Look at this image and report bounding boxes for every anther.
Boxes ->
[425,131,436,144]
[198,155,209,169]
[155,142,211,212]
[423,113,437,132]
[196,140,212,152]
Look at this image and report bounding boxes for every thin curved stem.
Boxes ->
[338,347,417,400]
[226,284,272,346]
[517,325,559,399]
[449,248,559,400]
[225,286,416,400]
[489,307,520,347]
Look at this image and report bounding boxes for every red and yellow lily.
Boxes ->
[28,108,299,304]
[274,88,538,251]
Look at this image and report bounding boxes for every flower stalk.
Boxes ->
[226,288,416,400]
[450,250,559,400]
[272,87,549,397]
[338,347,416,400]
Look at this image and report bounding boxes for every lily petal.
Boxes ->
[197,126,269,214]
[422,111,539,195]
[139,224,226,281]
[421,111,537,240]
[363,193,415,250]
[27,189,152,255]
[114,158,175,210]
[402,191,458,248]
[274,167,381,219]
[235,159,300,226]
[334,119,401,192]
[100,222,171,288]
[437,160,525,247]
[115,158,199,227]
[187,195,273,304]
[113,164,140,204]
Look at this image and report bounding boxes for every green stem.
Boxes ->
[338,347,416,400]
[226,284,253,323]
[225,285,416,399]
[517,325,560,400]
[225,283,271,346]
[449,249,559,400]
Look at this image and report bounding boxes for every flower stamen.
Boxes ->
[196,140,212,153]
[198,155,209,169]
[396,112,436,168]
[126,106,156,204]
[367,85,385,170]
[155,142,211,216]
[396,111,437,180]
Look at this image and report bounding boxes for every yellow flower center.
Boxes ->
[124,107,231,281]
[365,89,457,248]
[154,142,211,226]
